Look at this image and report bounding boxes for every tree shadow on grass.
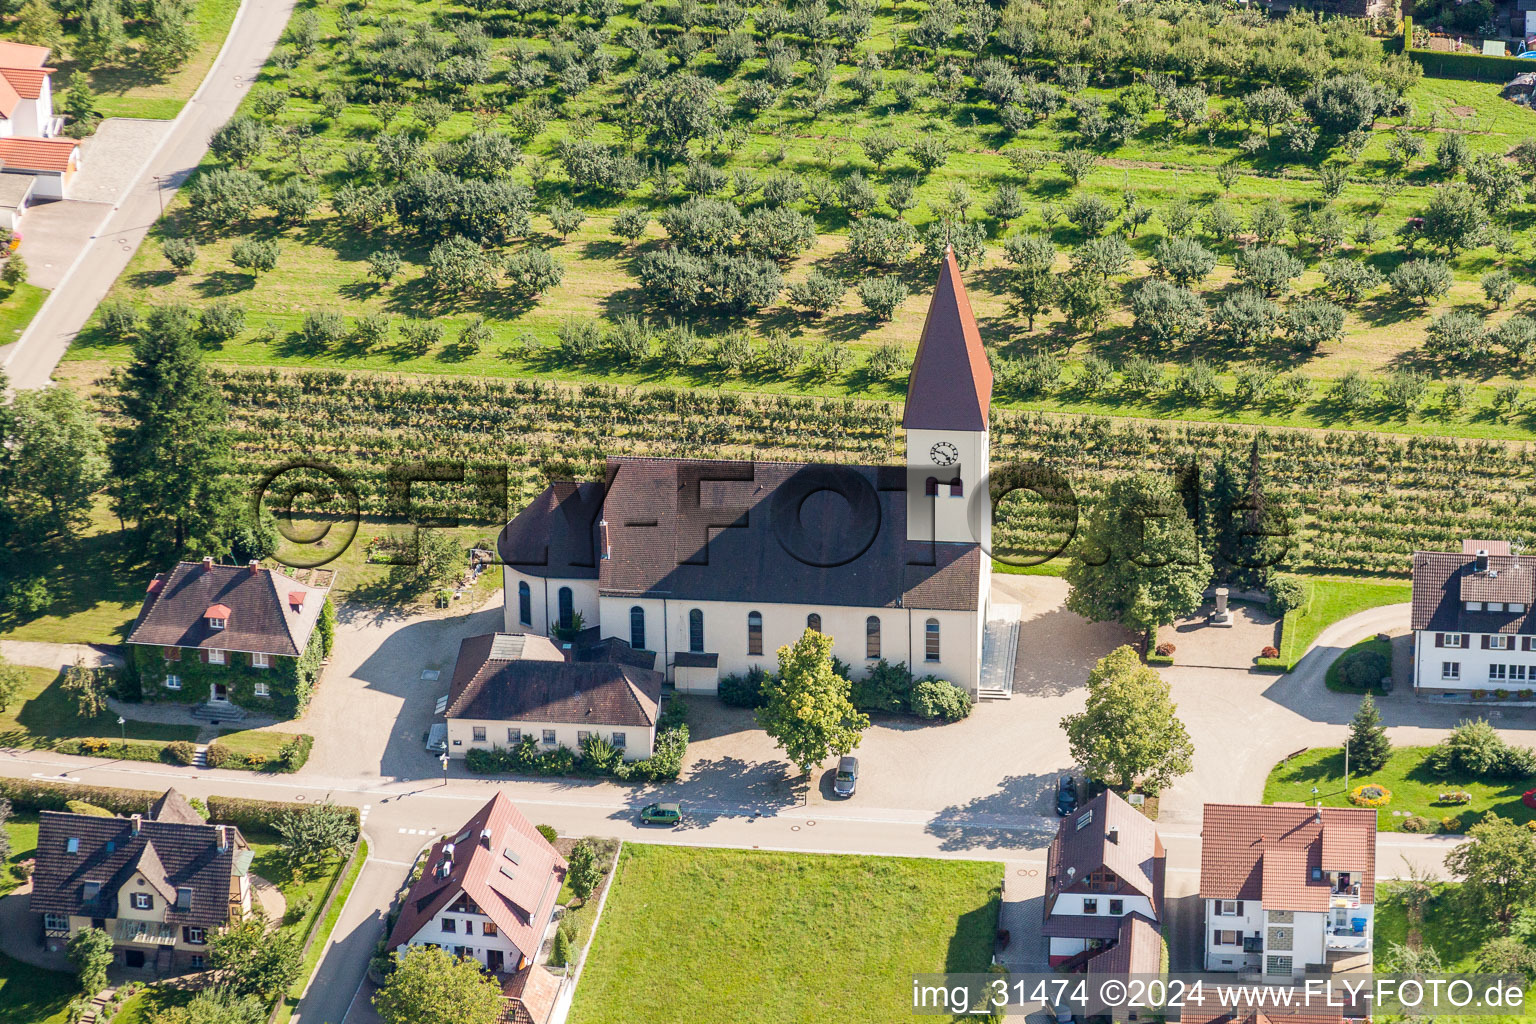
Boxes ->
[193,271,256,298]
[126,269,177,290]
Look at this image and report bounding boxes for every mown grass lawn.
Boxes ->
[0,282,47,343]
[0,811,39,899]
[1374,879,1494,971]
[273,839,368,1024]
[213,728,306,760]
[1264,745,1532,832]
[0,952,75,1024]
[27,0,242,120]
[569,845,1001,1024]
[0,665,201,750]
[0,496,157,647]
[1276,575,1413,669]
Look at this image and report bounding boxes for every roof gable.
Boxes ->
[1412,547,1535,634]
[31,807,244,927]
[902,249,993,432]
[387,793,567,959]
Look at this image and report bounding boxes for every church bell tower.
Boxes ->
[902,248,993,548]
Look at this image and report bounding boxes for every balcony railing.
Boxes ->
[1329,883,1361,909]
[1326,930,1370,952]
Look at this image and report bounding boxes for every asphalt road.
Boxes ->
[0,735,1461,1024]
[0,0,297,390]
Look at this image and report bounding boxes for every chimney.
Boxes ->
[248,559,259,575]
[215,825,228,852]
[130,814,142,836]
[202,556,213,571]
[443,842,456,861]
[598,518,611,560]
[1477,548,1490,573]
[1107,827,1119,845]
[480,828,492,849]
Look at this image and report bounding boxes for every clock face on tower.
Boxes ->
[929,441,960,466]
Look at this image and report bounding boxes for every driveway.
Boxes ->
[300,591,508,782]
[15,118,178,291]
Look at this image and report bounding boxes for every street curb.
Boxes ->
[1,0,264,381]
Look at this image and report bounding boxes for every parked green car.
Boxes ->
[639,801,683,826]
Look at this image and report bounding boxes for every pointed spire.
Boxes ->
[902,248,992,432]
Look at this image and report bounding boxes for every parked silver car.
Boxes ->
[833,756,859,797]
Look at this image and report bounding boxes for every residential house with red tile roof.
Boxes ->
[496,253,994,695]
[126,557,335,719]
[0,41,80,202]
[386,792,567,1023]
[1043,790,1166,970]
[445,632,663,760]
[30,789,253,976]
[1410,540,1536,696]
[1200,803,1376,978]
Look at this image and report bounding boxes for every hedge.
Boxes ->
[1403,15,1536,80]
[55,738,178,765]
[0,778,164,815]
[205,795,361,839]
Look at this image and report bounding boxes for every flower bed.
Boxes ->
[1349,783,1393,807]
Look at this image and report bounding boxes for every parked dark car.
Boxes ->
[1055,775,1079,816]
[833,756,859,797]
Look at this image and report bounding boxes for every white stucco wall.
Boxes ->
[1413,630,1536,693]
[1204,898,1263,971]
[593,594,981,692]
[403,906,523,965]
[448,717,654,760]
[904,427,991,547]
[504,567,598,637]
[1050,893,1157,921]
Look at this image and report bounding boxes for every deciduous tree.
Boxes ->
[374,945,503,1024]
[757,630,869,777]
[1060,646,1195,793]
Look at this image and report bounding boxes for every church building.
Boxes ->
[496,251,993,695]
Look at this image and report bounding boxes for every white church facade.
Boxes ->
[496,251,994,695]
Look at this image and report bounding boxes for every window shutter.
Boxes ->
[1462,634,1471,648]
[1435,633,1444,648]
[1482,635,1491,650]
[181,927,191,943]
[200,648,208,663]
[1236,900,1244,915]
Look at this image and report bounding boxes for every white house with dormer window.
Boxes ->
[1411,541,1536,696]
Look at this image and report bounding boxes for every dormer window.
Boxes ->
[208,618,225,629]
[204,603,231,630]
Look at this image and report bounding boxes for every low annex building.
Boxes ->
[0,41,80,205]
[444,632,663,760]
[1411,540,1536,696]
[386,792,566,1023]
[1200,803,1376,978]
[497,252,992,695]
[1042,790,1166,971]
[127,557,334,718]
[30,789,252,976]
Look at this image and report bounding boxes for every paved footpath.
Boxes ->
[0,0,299,389]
